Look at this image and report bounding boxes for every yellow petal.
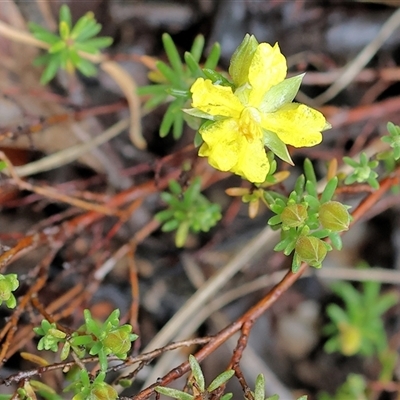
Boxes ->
[191,78,243,118]
[248,43,287,108]
[199,119,241,171]
[261,103,326,148]
[232,136,270,183]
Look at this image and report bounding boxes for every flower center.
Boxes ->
[239,107,262,142]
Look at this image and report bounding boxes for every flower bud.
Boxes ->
[295,236,327,268]
[338,323,361,356]
[103,327,133,357]
[281,204,307,229]
[319,201,350,232]
[229,34,258,87]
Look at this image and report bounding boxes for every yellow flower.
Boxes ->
[188,36,330,183]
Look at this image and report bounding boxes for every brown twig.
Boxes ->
[133,169,400,400]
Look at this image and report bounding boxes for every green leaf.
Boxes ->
[326,304,349,325]
[59,20,70,41]
[165,181,179,196]
[160,102,179,137]
[259,74,304,113]
[48,40,66,54]
[202,69,232,87]
[184,52,204,78]
[263,130,293,165]
[40,56,61,84]
[156,60,180,86]
[204,43,221,70]
[162,33,183,74]
[155,386,193,400]
[189,355,205,392]
[173,112,184,140]
[190,35,205,63]
[254,374,265,400]
[207,370,234,392]
[165,88,190,99]
[79,36,113,50]
[162,219,179,232]
[75,58,98,76]
[303,158,317,186]
[71,15,96,40]
[320,177,338,203]
[28,23,60,44]
[59,4,72,29]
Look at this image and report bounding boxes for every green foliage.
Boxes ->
[29,4,112,84]
[251,374,307,400]
[137,33,221,139]
[156,354,234,400]
[323,276,398,357]
[156,177,222,247]
[317,374,367,400]
[64,370,117,400]
[343,152,379,189]
[383,122,400,161]
[0,273,19,308]
[34,309,137,372]
[266,159,351,272]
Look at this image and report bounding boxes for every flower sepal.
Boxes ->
[259,73,305,113]
[263,130,293,165]
[229,34,259,87]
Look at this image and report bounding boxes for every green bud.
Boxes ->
[90,384,118,400]
[103,327,134,357]
[280,204,308,229]
[228,34,258,87]
[295,236,327,268]
[319,201,350,232]
[0,279,12,301]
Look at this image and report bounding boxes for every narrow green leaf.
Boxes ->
[190,34,205,63]
[303,158,317,185]
[76,58,98,76]
[189,355,205,392]
[40,56,61,84]
[144,92,168,110]
[156,60,180,85]
[155,386,193,400]
[320,177,338,203]
[326,304,349,325]
[28,23,60,45]
[166,87,190,99]
[202,69,232,88]
[175,221,190,247]
[76,36,113,50]
[162,33,183,74]
[59,20,70,41]
[160,103,177,138]
[204,42,221,70]
[48,40,66,54]
[184,52,204,78]
[254,374,265,400]
[70,14,94,39]
[137,84,169,96]
[207,370,234,392]
[173,112,184,140]
[73,42,100,54]
[161,219,179,232]
[59,4,72,29]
